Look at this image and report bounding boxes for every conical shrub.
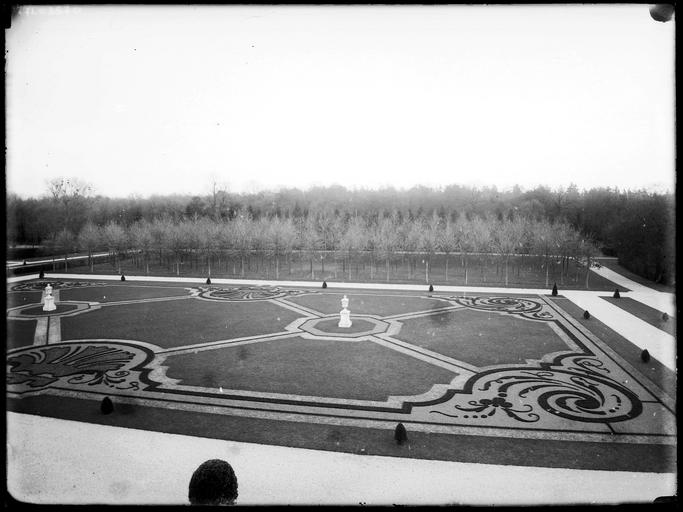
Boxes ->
[641,349,650,363]
[662,312,669,321]
[39,270,45,279]
[100,396,114,415]
[120,274,126,281]
[583,310,590,319]
[613,289,620,298]
[394,423,408,445]
[206,277,212,284]
[551,283,558,296]
[429,284,434,292]
[322,281,327,289]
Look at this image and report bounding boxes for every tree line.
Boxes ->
[46,211,602,288]
[6,179,675,285]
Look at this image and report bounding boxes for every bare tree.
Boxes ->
[493,218,525,286]
[54,228,77,272]
[470,216,492,283]
[265,216,291,280]
[232,210,253,277]
[376,216,398,282]
[47,177,93,233]
[102,221,126,274]
[420,213,441,284]
[129,220,154,275]
[78,221,102,272]
[339,216,366,281]
[439,220,457,282]
[533,219,554,288]
[300,216,320,279]
[579,236,599,288]
[196,218,219,277]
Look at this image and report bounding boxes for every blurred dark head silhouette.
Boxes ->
[189,459,238,506]
[650,4,674,22]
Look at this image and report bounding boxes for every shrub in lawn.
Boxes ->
[100,396,114,415]
[39,270,45,279]
[583,310,590,319]
[429,284,434,292]
[551,283,558,296]
[662,312,669,321]
[120,274,126,281]
[641,349,650,363]
[322,281,327,288]
[188,459,238,505]
[613,289,620,298]
[206,277,212,284]
[394,423,408,445]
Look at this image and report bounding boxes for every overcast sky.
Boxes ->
[6,5,676,199]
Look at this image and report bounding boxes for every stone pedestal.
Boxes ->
[338,295,352,328]
[42,284,56,312]
[43,294,56,312]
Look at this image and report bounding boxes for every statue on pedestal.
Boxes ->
[43,283,56,312]
[338,294,352,328]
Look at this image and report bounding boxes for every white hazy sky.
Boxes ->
[5,4,676,198]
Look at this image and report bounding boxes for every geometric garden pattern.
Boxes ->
[6,280,676,448]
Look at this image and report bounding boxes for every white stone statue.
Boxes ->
[338,294,352,328]
[42,283,56,312]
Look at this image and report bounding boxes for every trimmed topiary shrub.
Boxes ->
[188,459,238,506]
[206,277,211,284]
[322,281,327,289]
[551,283,558,296]
[428,284,434,292]
[613,289,620,298]
[394,423,408,445]
[120,274,126,281]
[641,349,650,363]
[662,312,669,321]
[583,310,590,319]
[100,396,114,415]
[39,270,45,279]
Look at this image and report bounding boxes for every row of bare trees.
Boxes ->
[50,211,600,287]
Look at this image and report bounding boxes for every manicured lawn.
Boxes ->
[163,336,458,400]
[61,298,301,348]
[287,292,449,317]
[60,284,190,303]
[310,317,381,334]
[6,319,37,350]
[394,309,568,367]
[602,296,675,336]
[21,304,79,316]
[6,291,42,309]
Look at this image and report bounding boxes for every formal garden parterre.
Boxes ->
[6,278,676,472]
